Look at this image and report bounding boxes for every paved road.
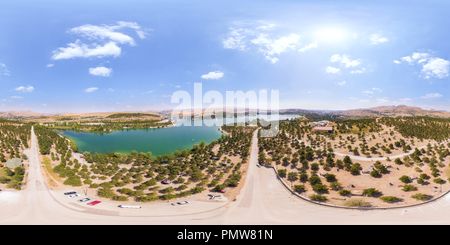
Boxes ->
[1,127,450,224]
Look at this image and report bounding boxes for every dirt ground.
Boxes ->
[281,157,450,207]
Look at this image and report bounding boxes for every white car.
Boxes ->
[172,201,190,206]
[78,198,92,203]
[69,194,81,198]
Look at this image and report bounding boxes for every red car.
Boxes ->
[87,200,101,206]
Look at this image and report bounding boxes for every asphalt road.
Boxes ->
[1,127,450,224]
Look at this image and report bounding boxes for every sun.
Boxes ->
[315,28,347,42]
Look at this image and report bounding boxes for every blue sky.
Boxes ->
[1,0,450,113]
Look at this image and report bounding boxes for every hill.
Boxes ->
[280,105,450,118]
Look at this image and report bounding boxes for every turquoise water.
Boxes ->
[62,115,301,156]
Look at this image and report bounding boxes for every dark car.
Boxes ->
[64,191,77,195]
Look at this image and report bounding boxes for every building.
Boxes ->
[313,126,333,133]
[4,158,23,170]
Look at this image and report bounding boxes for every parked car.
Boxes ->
[64,191,77,195]
[257,163,261,167]
[68,194,81,198]
[118,205,141,209]
[172,201,190,206]
[78,198,92,203]
[87,200,101,206]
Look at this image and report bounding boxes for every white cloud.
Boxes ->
[376,98,389,103]
[298,42,317,52]
[421,93,442,99]
[256,23,276,30]
[330,54,360,68]
[372,87,382,92]
[359,99,370,103]
[250,33,300,62]
[421,57,449,79]
[398,52,449,79]
[52,40,121,60]
[89,66,112,77]
[223,25,300,63]
[350,68,366,74]
[52,21,146,60]
[400,98,412,102]
[337,81,346,85]
[15,85,34,93]
[325,66,340,74]
[201,71,224,80]
[363,90,374,94]
[393,60,401,64]
[70,22,137,46]
[107,88,114,92]
[222,28,248,50]
[265,56,279,63]
[11,96,23,99]
[83,87,98,93]
[370,34,388,44]
[46,64,54,67]
[142,91,153,94]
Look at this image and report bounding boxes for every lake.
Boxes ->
[62,114,301,156]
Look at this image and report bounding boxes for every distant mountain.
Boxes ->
[0,110,53,118]
[280,105,450,118]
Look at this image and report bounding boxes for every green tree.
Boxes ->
[399,175,410,183]
[363,188,380,197]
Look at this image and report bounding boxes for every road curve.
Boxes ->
[1,127,450,224]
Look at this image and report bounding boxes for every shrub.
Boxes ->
[159,194,178,200]
[325,174,336,182]
[7,180,21,190]
[363,188,380,197]
[329,181,342,190]
[309,194,327,201]
[308,175,321,185]
[97,187,117,199]
[349,163,361,175]
[342,198,370,207]
[112,195,129,201]
[190,186,206,194]
[417,178,425,184]
[310,163,319,170]
[63,176,82,187]
[402,184,416,192]
[338,189,351,196]
[312,184,328,192]
[411,193,430,201]
[89,183,99,188]
[399,175,410,183]
[293,185,306,192]
[433,178,444,184]
[380,196,398,203]
[370,170,379,177]
[299,173,308,181]
[277,169,287,177]
[419,173,429,180]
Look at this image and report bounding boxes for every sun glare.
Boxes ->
[316,28,347,42]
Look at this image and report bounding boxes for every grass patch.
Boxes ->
[444,166,450,179]
[342,198,371,207]
[0,168,7,178]
[42,156,63,184]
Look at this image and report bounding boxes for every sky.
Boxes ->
[1,0,450,113]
